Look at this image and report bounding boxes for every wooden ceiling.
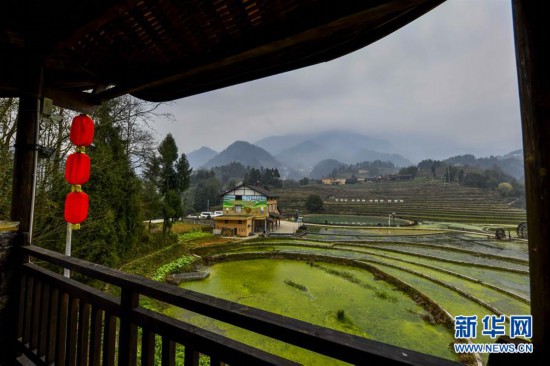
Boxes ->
[0,0,445,112]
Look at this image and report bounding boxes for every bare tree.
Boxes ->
[0,98,18,219]
[106,95,173,170]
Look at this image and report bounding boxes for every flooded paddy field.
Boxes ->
[164,222,530,365]
[166,259,457,365]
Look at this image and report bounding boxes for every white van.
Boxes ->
[199,212,214,219]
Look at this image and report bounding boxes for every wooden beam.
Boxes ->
[54,0,146,51]
[44,86,100,114]
[512,0,550,364]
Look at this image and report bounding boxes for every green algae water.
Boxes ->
[164,259,457,365]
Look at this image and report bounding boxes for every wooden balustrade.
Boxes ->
[15,245,459,366]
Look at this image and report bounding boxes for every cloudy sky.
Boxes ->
[152,0,522,163]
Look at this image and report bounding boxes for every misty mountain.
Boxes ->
[203,141,282,170]
[256,130,392,156]
[309,159,346,179]
[443,150,524,180]
[255,133,312,156]
[187,146,218,168]
[274,130,411,175]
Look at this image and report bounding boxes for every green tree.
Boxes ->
[175,153,192,192]
[398,166,418,178]
[458,170,465,185]
[263,168,282,188]
[497,182,513,196]
[192,173,222,212]
[244,168,262,185]
[305,195,323,213]
[226,179,238,190]
[443,166,458,183]
[141,155,163,230]
[346,175,358,184]
[161,190,183,233]
[155,134,192,234]
[158,134,179,194]
[299,177,309,186]
[463,172,487,189]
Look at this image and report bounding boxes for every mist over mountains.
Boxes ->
[186,130,523,180]
[202,141,282,170]
[187,146,217,168]
[263,131,411,175]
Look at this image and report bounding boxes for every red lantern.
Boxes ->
[70,114,95,146]
[64,192,89,224]
[65,153,91,185]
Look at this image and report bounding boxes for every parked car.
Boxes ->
[199,212,214,219]
[212,211,224,217]
[186,214,199,219]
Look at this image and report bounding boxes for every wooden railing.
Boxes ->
[15,245,459,366]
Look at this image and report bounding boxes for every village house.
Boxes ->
[321,178,347,185]
[215,183,281,237]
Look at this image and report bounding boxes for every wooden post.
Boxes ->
[11,74,42,237]
[1,63,42,364]
[119,288,139,366]
[512,1,550,364]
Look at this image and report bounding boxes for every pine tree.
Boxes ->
[155,134,192,234]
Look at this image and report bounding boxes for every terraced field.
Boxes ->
[185,224,530,365]
[276,180,526,225]
[168,180,528,364]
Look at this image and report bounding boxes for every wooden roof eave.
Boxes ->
[0,0,446,112]
[99,0,446,104]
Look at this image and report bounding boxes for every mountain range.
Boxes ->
[186,130,523,180]
[262,131,411,173]
[188,131,412,178]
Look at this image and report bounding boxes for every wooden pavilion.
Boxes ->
[1,0,548,364]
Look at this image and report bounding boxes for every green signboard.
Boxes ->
[223,195,267,214]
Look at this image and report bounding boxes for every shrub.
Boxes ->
[305,194,323,213]
[152,256,196,281]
